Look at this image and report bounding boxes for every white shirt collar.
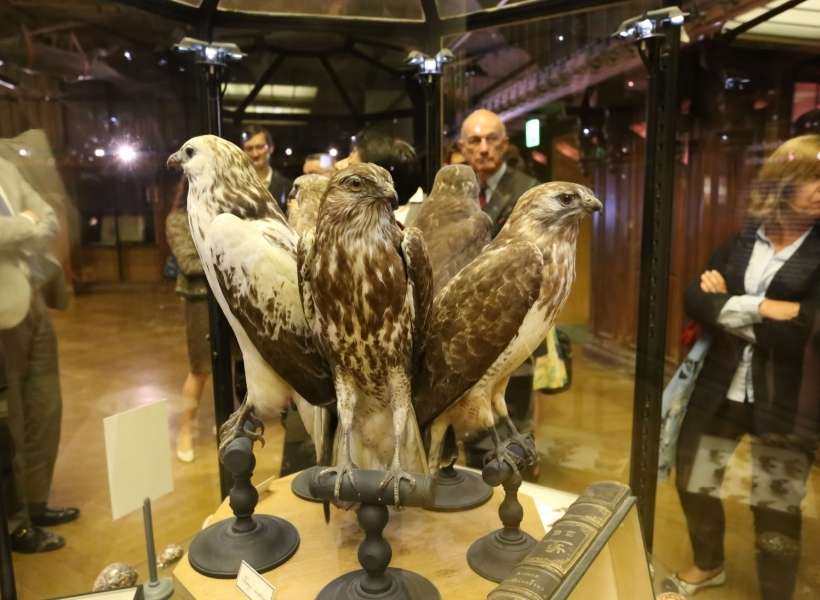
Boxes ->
[484,162,507,195]
[756,224,812,261]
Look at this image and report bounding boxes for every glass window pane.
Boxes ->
[217,0,425,20]
[437,0,546,20]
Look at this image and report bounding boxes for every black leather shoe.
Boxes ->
[30,506,80,527]
[11,526,65,553]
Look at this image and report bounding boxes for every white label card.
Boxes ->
[103,399,173,520]
[236,561,277,600]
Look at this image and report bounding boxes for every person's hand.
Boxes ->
[700,270,727,294]
[20,209,39,224]
[759,299,800,321]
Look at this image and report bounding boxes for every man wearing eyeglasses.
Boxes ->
[458,109,538,237]
[240,126,293,215]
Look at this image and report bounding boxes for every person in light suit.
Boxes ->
[0,155,77,553]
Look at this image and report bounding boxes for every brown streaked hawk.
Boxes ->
[413,182,601,472]
[412,164,493,296]
[298,163,433,504]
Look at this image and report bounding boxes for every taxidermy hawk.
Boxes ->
[287,173,329,237]
[167,135,334,459]
[412,164,493,296]
[413,182,601,472]
[297,163,433,504]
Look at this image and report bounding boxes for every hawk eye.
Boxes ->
[185,147,195,158]
[558,193,575,206]
[347,176,363,189]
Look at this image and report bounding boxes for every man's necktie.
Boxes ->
[479,186,489,209]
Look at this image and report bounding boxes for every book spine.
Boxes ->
[488,481,630,600]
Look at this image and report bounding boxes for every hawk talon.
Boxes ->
[218,404,265,458]
[483,443,521,475]
[508,433,537,468]
[379,468,416,507]
[320,463,358,501]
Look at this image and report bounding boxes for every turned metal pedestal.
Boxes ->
[291,466,323,502]
[426,464,493,512]
[187,436,300,578]
[310,469,440,600]
[467,437,538,582]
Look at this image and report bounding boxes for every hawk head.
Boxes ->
[430,164,479,201]
[167,134,281,219]
[289,173,330,204]
[324,163,399,215]
[506,182,601,230]
[167,135,252,181]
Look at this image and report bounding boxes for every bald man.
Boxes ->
[458,109,538,236]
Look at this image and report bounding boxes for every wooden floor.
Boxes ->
[10,284,820,599]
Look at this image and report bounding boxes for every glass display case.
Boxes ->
[0,1,817,598]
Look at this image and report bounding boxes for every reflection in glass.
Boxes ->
[217,0,424,20]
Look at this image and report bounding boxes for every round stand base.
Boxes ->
[141,577,174,600]
[316,568,441,600]
[291,466,323,503]
[426,467,493,512]
[467,529,536,583]
[188,515,299,578]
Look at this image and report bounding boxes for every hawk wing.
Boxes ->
[296,229,317,330]
[400,226,433,366]
[206,212,335,407]
[413,241,543,427]
[414,198,493,295]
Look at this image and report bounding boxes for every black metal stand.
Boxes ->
[141,498,174,600]
[467,438,537,582]
[291,466,323,503]
[188,436,300,578]
[426,464,493,512]
[626,14,683,552]
[310,469,439,600]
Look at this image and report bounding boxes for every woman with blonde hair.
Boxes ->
[665,134,819,598]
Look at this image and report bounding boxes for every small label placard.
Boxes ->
[236,561,276,600]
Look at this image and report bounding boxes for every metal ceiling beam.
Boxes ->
[473,58,537,104]
[722,0,808,42]
[348,46,402,77]
[232,53,285,124]
[349,37,409,53]
[223,108,414,123]
[196,0,220,41]
[319,55,359,118]
[437,0,626,37]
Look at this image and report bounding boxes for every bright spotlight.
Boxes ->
[94,148,106,158]
[284,148,293,156]
[17,148,29,157]
[329,147,338,158]
[116,144,138,164]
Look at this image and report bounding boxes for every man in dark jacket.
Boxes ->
[241,126,292,214]
[458,109,538,236]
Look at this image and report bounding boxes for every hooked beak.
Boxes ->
[381,181,399,210]
[167,151,182,171]
[584,195,603,214]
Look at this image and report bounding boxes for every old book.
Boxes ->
[488,481,651,600]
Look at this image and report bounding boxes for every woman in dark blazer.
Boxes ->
[666,135,820,599]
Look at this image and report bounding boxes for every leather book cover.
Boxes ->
[487,481,631,600]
